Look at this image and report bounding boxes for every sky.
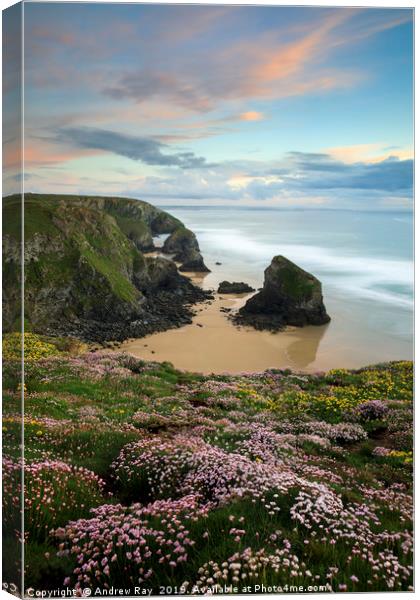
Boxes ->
[3,2,414,209]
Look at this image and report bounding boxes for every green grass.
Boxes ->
[3,196,58,240]
[80,246,139,303]
[111,213,152,245]
[2,351,413,593]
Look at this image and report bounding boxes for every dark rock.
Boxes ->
[141,256,180,290]
[179,250,211,273]
[162,226,210,273]
[150,212,182,235]
[235,255,330,331]
[163,226,198,259]
[217,281,255,294]
[215,261,222,265]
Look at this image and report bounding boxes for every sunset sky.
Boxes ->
[3,3,414,209]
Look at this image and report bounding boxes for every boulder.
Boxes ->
[143,256,181,289]
[179,250,211,273]
[237,256,330,330]
[217,281,255,294]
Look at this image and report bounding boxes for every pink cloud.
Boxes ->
[102,9,371,111]
[30,27,76,46]
[239,111,265,121]
[23,139,102,168]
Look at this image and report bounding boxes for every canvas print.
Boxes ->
[2,2,414,597]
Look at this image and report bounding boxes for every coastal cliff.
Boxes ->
[2,194,211,342]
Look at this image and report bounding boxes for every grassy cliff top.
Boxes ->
[2,194,190,334]
[3,193,182,242]
[2,340,413,593]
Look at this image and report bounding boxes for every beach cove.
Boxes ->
[119,207,413,374]
[119,275,412,374]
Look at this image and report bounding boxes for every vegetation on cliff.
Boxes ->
[2,194,210,341]
[2,337,413,593]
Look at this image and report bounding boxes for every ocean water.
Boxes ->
[160,206,413,365]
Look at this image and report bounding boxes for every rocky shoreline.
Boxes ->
[49,279,214,344]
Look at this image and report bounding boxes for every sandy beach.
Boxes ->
[118,271,411,374]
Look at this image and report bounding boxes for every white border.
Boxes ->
[0,1,415,599]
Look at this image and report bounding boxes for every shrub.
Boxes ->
[54,495,209,590]
[3,333,59,361]
[295,421,367,443]
[3,458,107,541]
[357,400,388,421]
[111,436,201,502]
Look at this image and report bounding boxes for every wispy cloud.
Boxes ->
[327,143,413,164]
[56,127,215,169]
[102,8,410,113]
[273,152,413,193]
[103,10,363,111]
[24,145,413,209]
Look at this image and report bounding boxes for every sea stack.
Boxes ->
[236,255,330,330]
[162,226,210,272]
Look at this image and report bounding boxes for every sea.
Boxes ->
[159,206,413,366]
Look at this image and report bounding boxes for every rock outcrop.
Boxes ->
[178,250,210,272]
[162,226,210,272]
[217,281,255,294]
[2,194,212,342]
[235,256,330,331]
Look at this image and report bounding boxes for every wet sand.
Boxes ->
[119,271,409,374]
[120,291,332,374]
